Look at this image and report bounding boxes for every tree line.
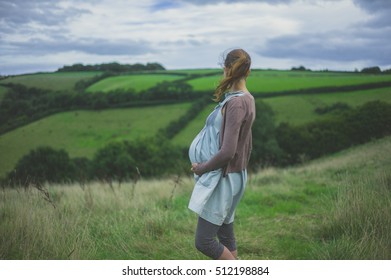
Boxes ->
[57,62,165,73]
[4,136,187,188]
[291,65,391,74]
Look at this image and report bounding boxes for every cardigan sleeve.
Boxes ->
[192,97,245,175]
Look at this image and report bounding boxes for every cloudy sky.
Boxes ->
[1,0,390,75]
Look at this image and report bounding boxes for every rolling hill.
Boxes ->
[0,68,390,179]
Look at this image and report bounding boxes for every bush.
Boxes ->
[92,142,136,187]
[7,146,76,186]
[122,136,187,177]
[361,66,381,74]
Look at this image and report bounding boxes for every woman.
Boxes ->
[188,48,255,260]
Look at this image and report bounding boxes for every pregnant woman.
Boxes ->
[189,48,255,260]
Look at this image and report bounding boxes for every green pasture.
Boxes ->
[166,68,221,75]
[187,75,222,91]
[172,87,391,146]
[2,69,391,175]
[0,72,101,91]
[187,70,391,93]
[172,103,216,147]
[264,86,391,125]
[0,103,191,178]
[1,136,389,259]
[86,74,184,93]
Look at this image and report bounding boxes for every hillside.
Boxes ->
[0,72,100,91]
[0,69,390,179]
[86,74,184,93]
[172,87,391,146]
[187,70,391,92]
[0,103,192,178]
[1,136,389,259]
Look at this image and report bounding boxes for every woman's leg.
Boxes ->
[218,247,236,260]
[217,222,238,259]
[195,217,235,260]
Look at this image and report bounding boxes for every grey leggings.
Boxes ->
[195,217,236,259]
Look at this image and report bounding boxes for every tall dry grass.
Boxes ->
[0,177,196,259]
[1,137,390,260]
[316,170,391,259]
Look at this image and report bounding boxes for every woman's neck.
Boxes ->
[229,78,248,93]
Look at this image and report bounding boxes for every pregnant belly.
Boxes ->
[189,127,219,164]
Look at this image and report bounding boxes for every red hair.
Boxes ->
[213,49,251,102]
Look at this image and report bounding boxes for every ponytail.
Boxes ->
[213,49,251,102]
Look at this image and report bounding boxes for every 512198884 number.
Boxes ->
[215,266,269,276]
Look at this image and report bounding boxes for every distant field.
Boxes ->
[0,72,101,91]
[172,103,216,147]
[172,87,391,146]
[4,70,391,95]
[166,69,221,75]
[2,69,391,175]
[263,86,391,125]
[187,75,221,91]
[0,103,192,178]
[187,70,391,93]
[86,74,184,93]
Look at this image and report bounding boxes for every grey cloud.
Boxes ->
[173,0,350,5]
[257,0,391,67]
[2,37,155,56]
[352,0,391,27]
[352,0,391,13]
[0,0,89,31]
[258,30,391,66]
[174,0,294,5]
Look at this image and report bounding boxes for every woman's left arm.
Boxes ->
[191,99,245,175]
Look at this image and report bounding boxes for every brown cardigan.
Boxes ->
[193,92,256,176]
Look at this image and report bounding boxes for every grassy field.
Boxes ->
[0,103,192,178]
[187,70,391,93]
[86,74,184,93]
[172,87,391,146]
[2,69,391,94]
[166,69,221,75]
[1,69,390,177]
[0,72,101,91]
[263,86,391,125]
[1,136,389,260]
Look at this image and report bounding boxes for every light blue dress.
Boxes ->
[188,92,247,226]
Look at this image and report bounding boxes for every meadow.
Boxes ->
[1,136,389,259]
[0,69,390,178]
[0,103,192,178]
[86,74,184,93]
[0,72,101,91]
[0,68,390,260]
[171,86,391,146]
[187,70,391,93]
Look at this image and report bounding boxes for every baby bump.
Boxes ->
[189,127,219,163]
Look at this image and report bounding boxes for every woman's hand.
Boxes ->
[191,163,200,175]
